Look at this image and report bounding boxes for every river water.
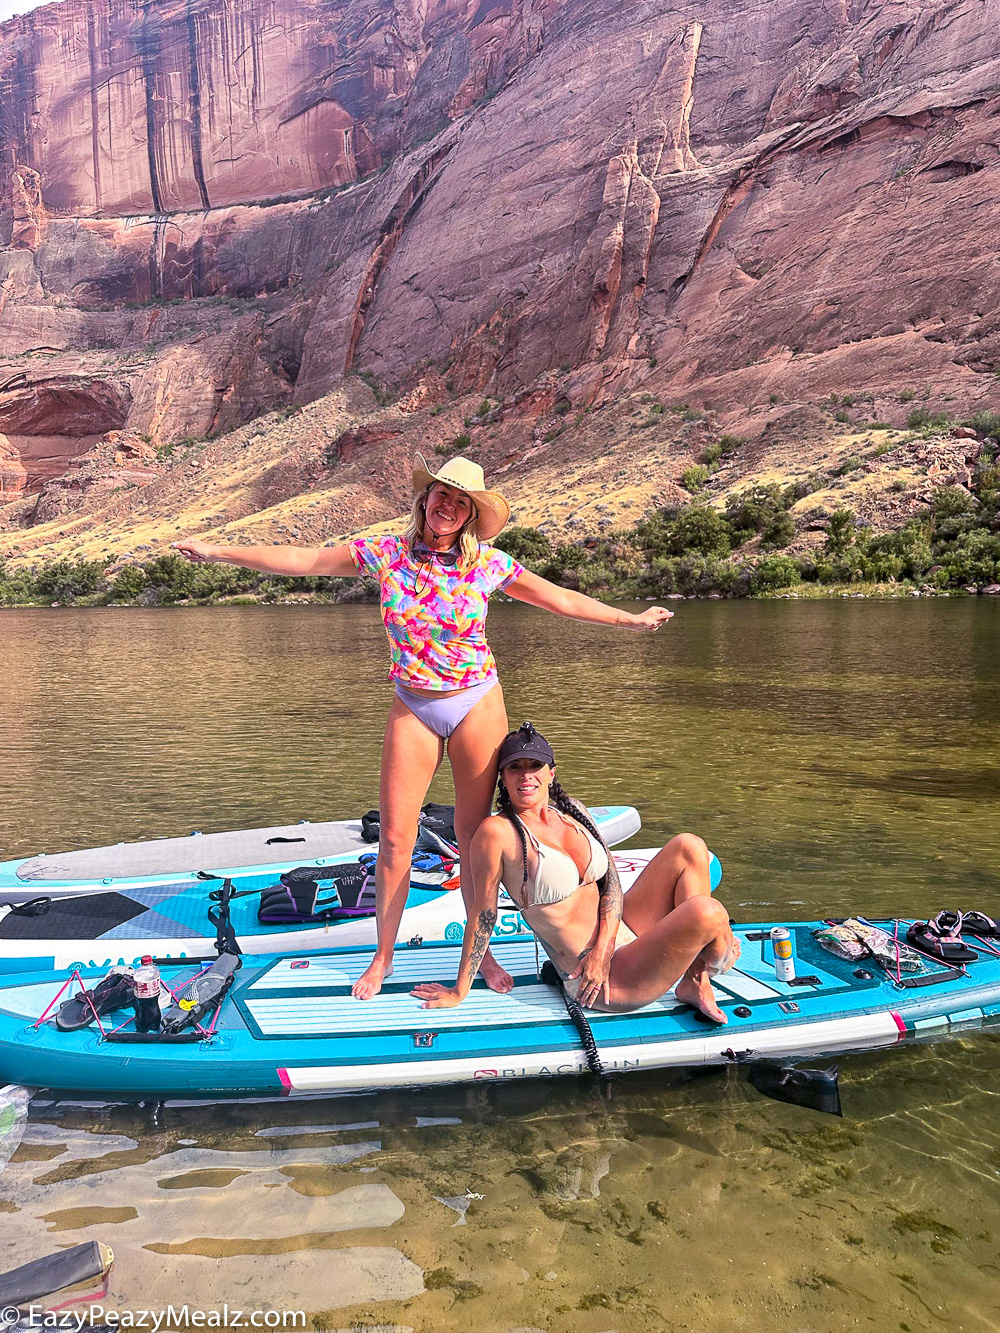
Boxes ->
[1,602,999,1331]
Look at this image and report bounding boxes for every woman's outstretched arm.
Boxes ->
[505,568,672,630]
[411,820,505,1009]
[171,537,358,578]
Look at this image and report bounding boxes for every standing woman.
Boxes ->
[174,453,672,998]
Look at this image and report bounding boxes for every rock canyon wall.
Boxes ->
[1,0,999,533]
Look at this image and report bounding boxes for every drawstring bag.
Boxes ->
[359,804,458,855]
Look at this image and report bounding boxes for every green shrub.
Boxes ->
[831,455,864,476]
[0,562,37,606]
[862,522,932,580]
[110,565,146,601]
[33,558,109,599]
[967,409,1000,438]
[906,407,951,431]
[825,509,855,555]
[750,555,801,593]
[358,370,391,406]
[937,530,1000,584]
[453,433,471,448]
[494,525,552,570]
[760,510,796,550]
[932,487,977,521]
[724,484,794,545]
[718,434,746,455]
[681,465,709,492]
[664,506,731,557]
[701,442,723,465]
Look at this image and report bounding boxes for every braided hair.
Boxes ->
[495,724,607,896]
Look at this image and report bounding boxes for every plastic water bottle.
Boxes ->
[160,953,240,1034]
[133,956,161,1032]
[0,1084,31,1175]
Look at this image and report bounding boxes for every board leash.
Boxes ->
[540,959,606,1079]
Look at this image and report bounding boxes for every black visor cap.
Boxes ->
[498,723,555,770]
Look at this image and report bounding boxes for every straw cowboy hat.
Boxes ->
[412,452,511,542]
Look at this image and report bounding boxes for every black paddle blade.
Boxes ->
[747,1061,843,1117]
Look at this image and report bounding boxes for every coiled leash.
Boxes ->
[540,959,606,1080]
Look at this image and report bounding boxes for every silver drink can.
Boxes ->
[771,927,796,982]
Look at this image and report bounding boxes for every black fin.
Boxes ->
[747,1061,843,1117]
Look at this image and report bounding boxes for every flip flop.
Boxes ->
[55,968,135,1031]
[906,921,978,964]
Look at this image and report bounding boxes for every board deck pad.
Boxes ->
[12,820,370,882]
[235,935,840,1042]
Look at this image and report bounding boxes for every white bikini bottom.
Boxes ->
[558,920,637,1012]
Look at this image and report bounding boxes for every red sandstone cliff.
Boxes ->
[1,0,999,533]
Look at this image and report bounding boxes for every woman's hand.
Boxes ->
[171,538,220,563]
[411,982,463,1009]
[566,941,615,1009]
[624,606,674,631]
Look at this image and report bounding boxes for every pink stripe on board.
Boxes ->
[277,1068,292,1094]
[890,1012,907,1034]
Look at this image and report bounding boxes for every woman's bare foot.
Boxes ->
[675,965,727,1024]
[352,957,394,1000]
[480,950,514,993]
[706,934,742,977]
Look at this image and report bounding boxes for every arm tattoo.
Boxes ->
[466,909,497,980]
[597,855,623,926]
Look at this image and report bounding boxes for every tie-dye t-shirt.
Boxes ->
[350,535,525,691]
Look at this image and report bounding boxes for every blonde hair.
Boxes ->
[405,484,481,566]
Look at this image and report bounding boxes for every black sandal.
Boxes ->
[55,968,136,1031]
[960,910,1000,939]
[906,921,978,964]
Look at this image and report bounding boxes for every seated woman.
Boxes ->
[412,722,738,1020]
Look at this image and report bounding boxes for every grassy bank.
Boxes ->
[2,462,998,607]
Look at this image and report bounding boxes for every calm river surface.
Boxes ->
[1,601,999,1331]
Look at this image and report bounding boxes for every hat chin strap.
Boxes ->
[422,512,458,548]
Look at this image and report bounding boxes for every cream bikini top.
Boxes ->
[499,810,609,910]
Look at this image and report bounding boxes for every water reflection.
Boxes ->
[1,601,1000,1328]
[2,1049,998,1328]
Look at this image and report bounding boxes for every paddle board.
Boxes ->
[2,919,997,1099]
[0,845,722,975]
[0,806,640,903]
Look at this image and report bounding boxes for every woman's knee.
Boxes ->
[377,824,417,865]
[682,894,729,938]
[666,832,709,871]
